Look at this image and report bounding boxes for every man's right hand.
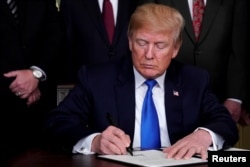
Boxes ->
[91,126,131,155]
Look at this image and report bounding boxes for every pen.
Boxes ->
[106,113,133,156]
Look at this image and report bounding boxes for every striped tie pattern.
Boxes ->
[7,0,18,23]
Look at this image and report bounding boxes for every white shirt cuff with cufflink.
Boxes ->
[72,133,100,154]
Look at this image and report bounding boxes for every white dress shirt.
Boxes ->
[73,67,224,154]
[133,68,170,148]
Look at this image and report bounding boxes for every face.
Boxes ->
[129,28,180,79]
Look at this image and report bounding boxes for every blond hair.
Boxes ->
[128,3,184,46]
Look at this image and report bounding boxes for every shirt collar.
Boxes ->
[133,66,166,89]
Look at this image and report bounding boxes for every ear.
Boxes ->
[128,36,133,51]
[171,44,180,59]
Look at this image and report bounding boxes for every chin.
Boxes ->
[141,71,158,79]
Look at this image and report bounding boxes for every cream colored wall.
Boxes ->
[234,125,250,149]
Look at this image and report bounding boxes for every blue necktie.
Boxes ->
[141,80,161,150]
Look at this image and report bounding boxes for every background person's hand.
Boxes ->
[26,88,41,106]
[238,108,250,126]
[163,129,212,160]
[91,126,131,155]
[224,99,241,122]
[4,69,39,99]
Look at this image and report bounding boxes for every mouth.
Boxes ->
[141,64,155,69]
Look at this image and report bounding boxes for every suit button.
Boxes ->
[109,50,115,57]
[194,49,201,55]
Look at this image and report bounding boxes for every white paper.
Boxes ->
[98,150,207,167]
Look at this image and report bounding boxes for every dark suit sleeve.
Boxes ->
[44,66,98,152]
[38,0,64,76]
[198,70,239,147]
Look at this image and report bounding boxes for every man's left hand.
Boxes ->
[163,129,212,160]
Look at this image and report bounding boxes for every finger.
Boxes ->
[20,93,29,99]
[172,146,189,160]
[27,97,33,106]
[107,141,124,155]
[165,141,186,159]
[200,149,208,160]
[110,134,128,154]
[106,126,131,154]
[9,80,19,90]
[3,71,18,78]
[99,133,123,155]
[112,127,130,147]
[183,147,196,159]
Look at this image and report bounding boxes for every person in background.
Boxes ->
[44,3,238,160]
[138,0,248,124]
[59,0,139,84]
[0,0,63,164]
[239,0,250,126]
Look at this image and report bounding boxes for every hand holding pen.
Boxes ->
[91,113,133,156]
[106,113,133,156]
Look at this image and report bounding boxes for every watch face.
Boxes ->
[33,70,42,78]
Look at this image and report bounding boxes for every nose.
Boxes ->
[145,44,154,59]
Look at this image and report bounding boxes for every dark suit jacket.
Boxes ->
[59,0,138,83]
[139,0,247,102]
[243,0,250,112]
[0,0,63,155]
[45,57,238,152]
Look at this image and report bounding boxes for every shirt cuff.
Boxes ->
[72,133,100,154]
[227,98,242,104]
[195,127,224,151]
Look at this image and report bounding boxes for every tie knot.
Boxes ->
[145,79,157,90]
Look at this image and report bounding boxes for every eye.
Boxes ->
[155,42,167,49]
[136,39,148,46]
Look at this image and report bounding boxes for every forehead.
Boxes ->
[131,28,174,42]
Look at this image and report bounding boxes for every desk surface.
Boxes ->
[6,148,208,167]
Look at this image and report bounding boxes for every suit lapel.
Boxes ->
[115,58,136,141]
[113,0,135,45]
[164,61,184,144]
[198,0,222,42]
[172,0,222,43]
[83,0,109,45]
[172,0,196,42]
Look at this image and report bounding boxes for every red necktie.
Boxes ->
[102,0,115,43]
[193,0,205,41]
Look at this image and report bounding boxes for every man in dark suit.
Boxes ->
[59,0,139,83]
[45,4,238,160]
[239,0,250,126]
[138,0,248,123]
[0,0,63,163]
